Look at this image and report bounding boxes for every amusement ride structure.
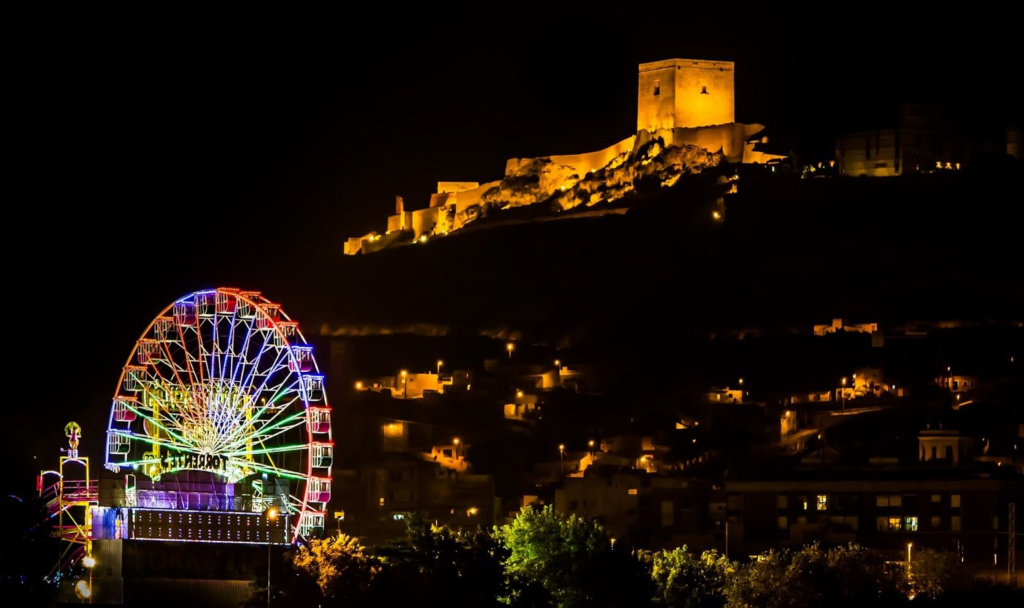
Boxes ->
[40,288,333,602]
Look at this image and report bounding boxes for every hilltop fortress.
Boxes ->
[345,59,783,255]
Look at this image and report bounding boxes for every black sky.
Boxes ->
[5,7,1020,489]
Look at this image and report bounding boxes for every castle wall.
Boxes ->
[638,59,735,132]
[437,181,480,194]
[506,135,637,181]
[638,61,678,132]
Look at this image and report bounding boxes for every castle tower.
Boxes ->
[637,59,735,132]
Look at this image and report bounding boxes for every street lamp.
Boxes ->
[506,342,515,359]
[82,555,95,604]
[558,444,566,475]
[907,542,913,570]
[554,359,561,368]
[354,381,364,391]
[738,378,744,386]
[266,507,278,608]
[453,437,461,457]
[516,390,524,398]
[437,360,443,375]
[401,370,408,399]
[840,377,848,411]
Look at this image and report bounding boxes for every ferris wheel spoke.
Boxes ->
[218,388,302,450]
[220,442,310,458]
[221,409,306,451]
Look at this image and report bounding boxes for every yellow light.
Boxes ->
[738,378,744,385]
[588,440,595,448]
[437,360,443,367]
[841,377,847,386]
[419,235,428,243]
[554,359,561,367]
[75,580,91,599]
[355,381,364,390]
[468,507,479,516]
[712,210,722,220]
[267,507,278,521]
[558,444,565,452]
[516,390,524,398]
[82,556,96,568]
[506,343,515,352]
[453,437,460,446]
[401,369,408,377]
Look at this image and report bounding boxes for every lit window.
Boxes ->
[931,494,941,503]
[876,495,888,507]
[393,513,405,521]
[951,494,961,508]
[905,517,918,531]
[653,81,661,96]
[800,496,808,511]
[816,495,828,511]
[778,516,788,530]
[888,517,902,531]
[627,488,638,495]
[931,516,941,528]
[700,85,709,95]
[951,516,961,531]
[378,497,385,506]
[890,495,902,507]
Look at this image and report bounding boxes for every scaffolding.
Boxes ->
[38,422,97,576]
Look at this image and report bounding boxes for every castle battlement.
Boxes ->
[637,58,735,132]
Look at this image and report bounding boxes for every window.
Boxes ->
[800,496,808,511]
[653,81,661,96]
[931,516,941,528]
[931,494,941,503]
[777,495,788,509]
[778,516,789,530]
[627,488,638,495]
[951,494,961,508]
[797,516,807,524]
[392,513,405,521]
[700,85,709,95]
[951,516,961,531]
[816,495,828,511]
[391,490,412,503]
[905,517,919,531]
[887,517,902,531]
[876,494,902,507]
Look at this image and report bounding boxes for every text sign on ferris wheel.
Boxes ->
[105,288,335,541]
[161,453,227,475]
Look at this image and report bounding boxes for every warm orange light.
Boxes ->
[266,507,278,521]
[558,444,565,452]
[401,369,408,377]
[506,343,515,352]
[841,377,847,386]
[355,381,364,390]
[554,359,561,367]
[516,390,524,398]
[453,437,460,446]
[588,440,595,448]
[712,210,722,220]
[738,378,744,385]
[467,507,479,516]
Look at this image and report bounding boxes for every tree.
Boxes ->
[909,548,966,600]
[723,544,906,608]
[646,547,732,608]
[494,505,652,608]
[369,518,513,607]
[291,533,377,603]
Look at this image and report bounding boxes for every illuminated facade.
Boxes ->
[344,58,784,255]
[637,59,735,132]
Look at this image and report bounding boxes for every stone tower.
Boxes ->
[637,59,735,133]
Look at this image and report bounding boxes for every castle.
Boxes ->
[345,59,783,255]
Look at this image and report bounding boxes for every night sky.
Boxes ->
[5,8,1020,490]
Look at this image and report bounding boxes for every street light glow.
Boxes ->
[267,507,278,521]
[82,556,96,568]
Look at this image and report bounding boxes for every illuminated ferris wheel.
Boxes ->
[104,288,333,541]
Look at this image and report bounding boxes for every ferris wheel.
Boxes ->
[104,288,333,541]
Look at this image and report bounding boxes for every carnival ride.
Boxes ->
[102,288,334,542]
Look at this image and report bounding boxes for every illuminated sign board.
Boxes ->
[94,507,289,545]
